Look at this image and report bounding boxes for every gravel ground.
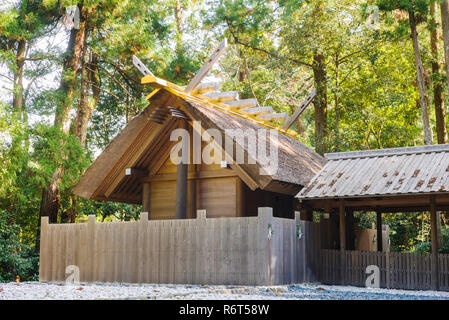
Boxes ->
[1,282,449,300]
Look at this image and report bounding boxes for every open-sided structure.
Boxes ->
[297,144,449,290]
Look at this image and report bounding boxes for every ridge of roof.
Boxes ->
[141,75,299,139]
[325,144,449,160]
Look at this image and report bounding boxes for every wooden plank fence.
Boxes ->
[39,208,309,285]
[318,249,449,291]
[39,212,449,291]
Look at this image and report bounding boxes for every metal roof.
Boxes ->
[296,144,449,200]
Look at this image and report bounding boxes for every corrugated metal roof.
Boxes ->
[296,144,449,199]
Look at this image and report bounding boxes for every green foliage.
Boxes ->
[77,199,142,222]
[1,1,449,280]
[413,227,449,254]
[0,210,38,282]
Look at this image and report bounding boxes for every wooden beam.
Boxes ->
[299,194,449,211]
[339,201,346,249]
[430,195,439,290]
[142,182,151,216]
[257,112,288,122]
[176,162,188,219]
[437,211,443,249]
[125,168,147,179]
[185,39,228,93]
[203,91,239,102]
[224,98,258,109]
[241,106,273,116]
[236,177,245,217]
[132,55,154,76]
[185,82,219,94]
[282,88,317,130]
[339,200,346,285]
[175,121,189,219]
[376,211,383,252]
[346,209,355,250]
[195,164,201,218]
[188,169,197,219]
[141,169,237,182]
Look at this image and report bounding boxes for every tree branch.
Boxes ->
[226,21,313,68]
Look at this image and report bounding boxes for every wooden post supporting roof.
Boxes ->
[339,200,346,285]
[346,208,355,251]
[430,196,440,290]
[142,182,151,216]
[376,211,383,252]
[175,121,188,219]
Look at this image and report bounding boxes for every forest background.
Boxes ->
[1,0,449,281]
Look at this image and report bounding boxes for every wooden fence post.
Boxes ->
[257,207,273,285]
[39,216,49,282]
[295,211,304,284]
[385,250,391,289]
[88,215,95,282]
[197,209,206,220]
[339,200,346,285]
[138,212,148,283]
[142,183,151,217]
[196,210,206,284]
[430,196,440,290]
[376,211,383,252]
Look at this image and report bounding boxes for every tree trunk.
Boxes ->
[174,0,183,53]
[313,52,328,155]
[74,52,99,146]
[54,7,87,133]
[431,2,448,144]
[37,4,87,246]
[441,0,449,97]
[12,39,26,119]
[409,10,433,145]
[67,52,100,224]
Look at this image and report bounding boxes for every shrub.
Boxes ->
[0,210,39,282]
[412,227,449,254]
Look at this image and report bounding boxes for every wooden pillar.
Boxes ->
[176,120,188,219]
[430,196,440,290]
[300,207,313,222]
[142,182,151,217]
[187,179,196,219]
[437,211,443,249]
[376,211,383,252]
[339,200,346,285]
[346,209,355,250]
[175,162,188,219]
[236,178,245,217]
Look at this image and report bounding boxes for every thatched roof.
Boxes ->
[183,100,324,187]
[73,85,325,203]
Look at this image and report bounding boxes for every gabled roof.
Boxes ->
[73,78,325,203]
[183,100,324,187]
[296,144,449,200]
